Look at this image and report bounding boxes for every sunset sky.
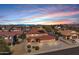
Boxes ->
[0,4,79,25]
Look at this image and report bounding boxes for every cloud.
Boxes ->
[35,19,73,25]
[0,16,6,19]
[17,5,79,14]
[3,10,79,25]
[1,5,79,25]
[19,11,79,21]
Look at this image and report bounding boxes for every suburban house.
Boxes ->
[26,27,56,44]
[59,30,79,40]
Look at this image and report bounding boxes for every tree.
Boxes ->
[0,36,11,54]
[18,33,26,40]
[35,46,40,50]
[27,45,31,48]
[0,27,2,30]
[27,49,31,53]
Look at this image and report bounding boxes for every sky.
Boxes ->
[0,4,79,25]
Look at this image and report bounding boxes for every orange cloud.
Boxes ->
[23,19,73,25]
[41,19,73,25]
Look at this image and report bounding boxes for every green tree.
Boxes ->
[35,46,40,50]
[0,36,11,54]
[19,33,26,40]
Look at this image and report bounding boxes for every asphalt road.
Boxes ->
[38,46,79,55]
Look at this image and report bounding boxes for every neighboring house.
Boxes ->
[59,30,79,40]
[13,27,21,31]
[26,27,56,45]
[27,27,48,37]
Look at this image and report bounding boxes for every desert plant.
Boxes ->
[27,45,31,48]
[32,46,35,49]
[35,46,40,50]
[27,49,31,53]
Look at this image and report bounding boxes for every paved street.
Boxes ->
[38,46,79,55]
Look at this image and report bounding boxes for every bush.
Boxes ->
[32,46,35,49]
[27,49,31,53]
[0,37,11,54]
[18,33,26,40]
[35,46,40,50]
[27,45,31,48]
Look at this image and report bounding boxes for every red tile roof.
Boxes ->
[27,28,38,34]
[0,31,22,36]
[40,35,55,40]
[27,27,47,34]
[27,27,55,41]
[28,35,55,41]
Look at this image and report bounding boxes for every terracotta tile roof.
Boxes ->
[39,35,55,40]
[28,35,55,41]
[27,28,38,34]
[59,30,79,36]
[59,30,71,36]
[0,31,22,36]
[27,27,47,34]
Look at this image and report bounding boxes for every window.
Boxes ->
[72,36,77,39]
[38,30,45,33]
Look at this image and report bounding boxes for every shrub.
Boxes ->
[27,49,31,53]
[0,37,11,54]
[27,45,31,48]
[35,46,40,50]
[18,33,26,40]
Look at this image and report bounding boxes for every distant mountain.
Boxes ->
[0,23,79,26]
[16,24,36,26]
